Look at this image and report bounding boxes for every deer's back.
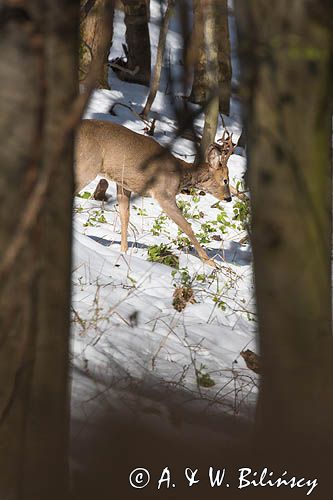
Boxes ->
[76,120,182,196]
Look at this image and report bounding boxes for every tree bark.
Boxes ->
[0,1,79,498]
[215,0,232,115]
[141,0,174,119]
[120,0,151,86]
[199,0,219,161]
[80,0,114,89]
[190,0,231,115]
[189,0,206,104]
[235,0,333,465]
[145,0,150,22]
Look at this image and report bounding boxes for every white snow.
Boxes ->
[71,0,257,449]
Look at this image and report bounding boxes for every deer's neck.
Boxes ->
[178,159,211,192]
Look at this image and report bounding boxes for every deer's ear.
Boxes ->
[206,145,221,170]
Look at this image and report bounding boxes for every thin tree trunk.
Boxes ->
[235,0,333,467]
[141,0,174,119]
[199,0,219,161]
[120,0,151,86]
[190,0,231,115]
[215,0,232,115]
[189,0,206,104]
[80,0,114,89]
[0,2,79,498]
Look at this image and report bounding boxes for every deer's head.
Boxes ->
[204,133,236,202]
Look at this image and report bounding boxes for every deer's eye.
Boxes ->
[224,179,228,185]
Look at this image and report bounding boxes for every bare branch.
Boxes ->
[108,61,139,76]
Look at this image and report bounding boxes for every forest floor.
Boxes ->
[70,1,258,482]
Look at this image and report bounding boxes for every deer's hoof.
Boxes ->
[93,179,109,201]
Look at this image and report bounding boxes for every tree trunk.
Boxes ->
[199,0,219,161]
[80,0,114,89]
[189,0,206,104]
[215,0,232,115]
[235,0,333,467]
[190,0,231,115]
[145,0,150,22]
[121,0,151,86]
[141,0,174,118]
[0,2,79,498]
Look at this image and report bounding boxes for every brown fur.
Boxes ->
[75,120,233,265]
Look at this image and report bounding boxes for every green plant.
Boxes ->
[197,221,216,244]
[216,209,236,233]
[196,364,215,388]
[191,210,204,220]
[171,267,192,288]
[233,198,251,231]
[151,213,168,236]
[196,272,215,284]
[136,207,148,217]
[188,187,201,203]
[147,244,179,268]
[212,294,227,311]
[172,229,192,250]
[171,268,196,312]
[77,191,91,199]
[177,199,191,218]
[83,209,107,227]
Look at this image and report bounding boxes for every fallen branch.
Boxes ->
[108,61,139,76]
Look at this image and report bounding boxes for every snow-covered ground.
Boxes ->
[71,1,257,455]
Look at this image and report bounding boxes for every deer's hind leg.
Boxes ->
[117,184,131,252]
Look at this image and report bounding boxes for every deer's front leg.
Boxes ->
[117,184,131,252]
[155,195,216,267]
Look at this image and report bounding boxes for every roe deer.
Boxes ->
[75,120,236,266]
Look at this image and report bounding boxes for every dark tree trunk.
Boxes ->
[189,0,206,104]
[215,0,232,115]
[0,1,79,498]
[235,0,333,469]
[120,0,151,86]
[190,0,231,115]
[199,0,219,160]
[145,0,150,22]
[80,0,114,89]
